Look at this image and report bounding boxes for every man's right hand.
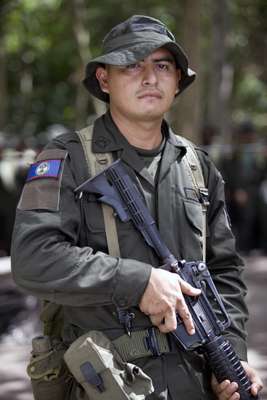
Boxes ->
[139,267,201,335]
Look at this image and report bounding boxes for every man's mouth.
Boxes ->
[137,91,163,99]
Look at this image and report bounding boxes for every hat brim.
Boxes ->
[83,36,196,102]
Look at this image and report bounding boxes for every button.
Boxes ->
[95,136,110,149]
[190,164,198,171]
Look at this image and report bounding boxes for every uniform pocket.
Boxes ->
[83,194,135,234]
[183,200,203,236]
[83,194,105,233]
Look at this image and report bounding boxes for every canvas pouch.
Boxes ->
[64,330,154,400]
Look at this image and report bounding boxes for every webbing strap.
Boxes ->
[77,126,120,257]
[113,329,170,362]
[77,126,207,262]
[177,135,209,262]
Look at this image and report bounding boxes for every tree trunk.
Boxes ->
[170,0,202,144]
[206,0,233,140]
[70,0,105,128]
[0,29,7,130]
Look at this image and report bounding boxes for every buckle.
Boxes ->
[199,188,209,207]
[117,309,135,337]
[144,328,161,356]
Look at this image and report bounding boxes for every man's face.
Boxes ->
[96,47,181,122]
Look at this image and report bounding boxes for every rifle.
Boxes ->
[75,159,258,400]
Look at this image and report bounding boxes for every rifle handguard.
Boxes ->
[204,336,258,400]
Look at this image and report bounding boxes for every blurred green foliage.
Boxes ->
[0,0,266,138]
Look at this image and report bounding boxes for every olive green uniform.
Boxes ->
[11,112,248,399]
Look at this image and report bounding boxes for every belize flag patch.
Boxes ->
[26,159,62,182]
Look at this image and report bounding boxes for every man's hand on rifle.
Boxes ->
[139,267,201,335]
[211,361,263,400]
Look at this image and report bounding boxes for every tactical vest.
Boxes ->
[77,124,209,261]
[40,124,209,337]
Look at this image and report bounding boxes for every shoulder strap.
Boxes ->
[177,135,209,262]
[77,125,121,258]
[78,126,136,334]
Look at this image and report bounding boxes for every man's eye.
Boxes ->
[126,64,140,70]
[156,63,169,71]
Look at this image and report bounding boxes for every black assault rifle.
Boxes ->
[75,159,258,400]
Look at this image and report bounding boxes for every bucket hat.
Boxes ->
[83,15,196,102]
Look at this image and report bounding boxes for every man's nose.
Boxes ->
[142,64,158,86]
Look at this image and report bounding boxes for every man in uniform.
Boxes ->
[11,15,262,400]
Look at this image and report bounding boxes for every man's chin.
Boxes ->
[136,106,168,120]
[133,110,164,122]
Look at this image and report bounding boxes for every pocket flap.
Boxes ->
[183,200,203,235]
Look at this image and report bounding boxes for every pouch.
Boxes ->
[27,336,71,400]
[64,330,154,400]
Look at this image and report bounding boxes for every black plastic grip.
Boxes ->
[204,336,258,400]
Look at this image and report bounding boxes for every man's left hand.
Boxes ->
[211,361,263,400]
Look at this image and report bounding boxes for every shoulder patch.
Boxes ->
[18,149,68,211]
[26,159,62,182]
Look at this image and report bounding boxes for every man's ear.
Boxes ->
[175,69,182,94]
[95,66,109,94]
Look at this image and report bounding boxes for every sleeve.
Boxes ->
[198,150,249,361]
[11,141,151,309]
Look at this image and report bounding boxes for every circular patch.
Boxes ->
[36,161,49,176]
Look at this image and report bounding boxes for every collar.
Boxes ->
[92,111,186,154]
[92,111,187,185]
[92,111,124,153]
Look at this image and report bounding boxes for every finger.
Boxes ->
[223,382,238,398]
[251,382,263,396]
[211,375,239,400]
[157,309,177,333]
[150,314,164,327]
[240,361,263,395]
[229,393,240,400]
[215,383,239,400]
[211,374,231,395]
[178,277,201,296]
[175,295,195,335]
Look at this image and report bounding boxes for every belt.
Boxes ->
[113,327,171,362]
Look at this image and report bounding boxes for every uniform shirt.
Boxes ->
[134,137,166,219]
[11,111,248,400]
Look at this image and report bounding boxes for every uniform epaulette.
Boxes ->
[195,146,209,156]
[52,131,80,145]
